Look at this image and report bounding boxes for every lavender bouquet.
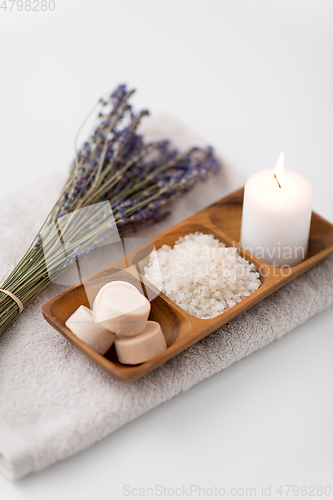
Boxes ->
[0,85,220,335]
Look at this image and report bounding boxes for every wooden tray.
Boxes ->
[42,188,333,382]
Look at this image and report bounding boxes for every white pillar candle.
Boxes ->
[240,152,313,267]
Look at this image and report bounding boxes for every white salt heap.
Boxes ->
[144,232,261,319]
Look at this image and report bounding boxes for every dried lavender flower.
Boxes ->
[0,84,221,336]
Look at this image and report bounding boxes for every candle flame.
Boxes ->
[274,151,284,188]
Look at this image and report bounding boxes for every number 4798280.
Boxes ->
[0,0,55,11]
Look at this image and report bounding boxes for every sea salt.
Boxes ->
[144,232,261,319]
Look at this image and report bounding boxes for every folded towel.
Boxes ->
[1,116,332,481]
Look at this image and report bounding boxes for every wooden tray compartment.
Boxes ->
[42,188,333,382]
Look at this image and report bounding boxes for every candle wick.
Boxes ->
[274,173,281,189]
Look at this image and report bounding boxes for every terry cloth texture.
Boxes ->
[0,116,332,481]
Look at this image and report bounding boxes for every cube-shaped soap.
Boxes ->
[65,305,115,355]
[93,284,150,336]
[115,321,167,365]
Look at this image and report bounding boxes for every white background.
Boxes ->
[1,1,333,499]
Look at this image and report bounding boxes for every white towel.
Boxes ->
[0,116,332,481]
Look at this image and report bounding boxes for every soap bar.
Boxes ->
[65,305,115,355]
[98,280,140,294]
[115,321,167,365]
[93,281,141,312]
[93,286,150,336]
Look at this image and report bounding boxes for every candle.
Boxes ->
[240,152,313,267]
